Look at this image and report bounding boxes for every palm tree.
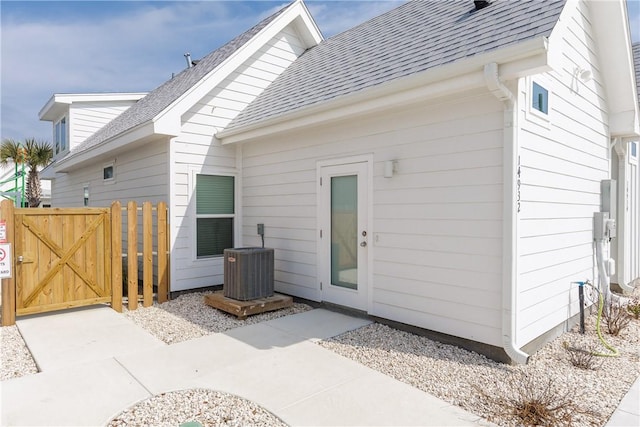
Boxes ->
[0,138,53,207]
[23,139,53,208]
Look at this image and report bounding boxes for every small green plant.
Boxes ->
[562,341,600,370]
[626,298,640,320]
[479,371,596,426]
[603,299,631,336]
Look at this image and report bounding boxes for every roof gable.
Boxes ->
[57,1,321,168]
[224,0,565,133]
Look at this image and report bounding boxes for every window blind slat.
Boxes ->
[196,175,234,214]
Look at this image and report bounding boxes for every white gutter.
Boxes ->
[218,37,550,144]
[484,62,529,365]
[55,122,159,172]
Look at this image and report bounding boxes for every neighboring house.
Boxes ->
[40,0,639,363]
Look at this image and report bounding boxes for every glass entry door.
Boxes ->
[319,161,369,310]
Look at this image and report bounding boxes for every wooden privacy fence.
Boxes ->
[1,200,169,326]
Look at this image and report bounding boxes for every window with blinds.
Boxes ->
[196,174,234,258]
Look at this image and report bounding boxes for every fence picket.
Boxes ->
[111,201,122,312]
[0,200,168,321]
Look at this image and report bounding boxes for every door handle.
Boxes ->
[17,256,23,263]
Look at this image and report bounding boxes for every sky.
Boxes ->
[1,0,639,143]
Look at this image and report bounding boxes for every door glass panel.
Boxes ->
[331,175,357,289]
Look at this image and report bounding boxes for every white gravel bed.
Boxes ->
[122,291,312,344]
[0,325,38,380]
[2,288,639,427]
[108,388,286,427]
[319,310,640,427]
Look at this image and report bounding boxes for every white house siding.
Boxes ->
[50,139,168,208]
[516,0,609,346]
[241,89,507,347]
[170,26,308,292]
[68,101,139,149]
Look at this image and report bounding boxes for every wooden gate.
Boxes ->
[11,205,112,316]
[1,200,169,326]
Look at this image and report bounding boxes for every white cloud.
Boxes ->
[0,1,266,141]
[2,0,402,142]
[308,0,406,37]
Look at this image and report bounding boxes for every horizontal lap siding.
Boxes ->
[51,140,168,207]
[69,101,138,149]
[242,89,505,346]
[517,0,608,346]
[171,27,307,291]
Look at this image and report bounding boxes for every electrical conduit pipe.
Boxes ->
[484,62,529,364]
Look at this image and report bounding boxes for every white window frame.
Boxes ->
[103,162,115,184]
[189,167,238,261]
[525,76,551,128]
[54,116,68,156]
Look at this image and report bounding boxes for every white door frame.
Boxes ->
[317,155,373,311]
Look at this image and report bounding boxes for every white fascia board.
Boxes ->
[39,92,147,121]
[218,37,551,144]
[153,1,322,135]
[293,0,324,46]
[55,122,157,172]
[590,0,640,137]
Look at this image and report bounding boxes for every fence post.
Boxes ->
[1,199,16,326]
[157,202,168,303]
[127,201,138,310]
[142,202,153,307]
[111,201,122,312]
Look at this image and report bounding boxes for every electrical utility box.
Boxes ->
[223,247,274,301]
[600,179,616,218]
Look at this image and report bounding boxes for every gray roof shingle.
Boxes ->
[62,2,291,162]
[226,0,565,131]
[634,42,640,107]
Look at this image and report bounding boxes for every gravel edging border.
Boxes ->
[107,388,287,427]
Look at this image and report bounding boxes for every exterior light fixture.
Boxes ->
[384,160,397,178]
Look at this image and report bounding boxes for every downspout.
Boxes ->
[613,137,634,294]
[484,62,529,365]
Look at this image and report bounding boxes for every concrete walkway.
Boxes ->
[1,306,492,426]
[605,375,640,427]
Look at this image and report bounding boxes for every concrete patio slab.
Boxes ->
[16,305,165,371]
[116,323,304,394]
[0,358,150,426]
[191,339,367,411]
[276,367,490,426]
[263,308,371,341]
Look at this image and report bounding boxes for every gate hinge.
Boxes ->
[320,177,322,186]
[320,282,323,290]
[320,229,322,238]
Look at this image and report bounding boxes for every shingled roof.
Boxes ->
[634,42,640,107]
[61,2,291,162]
[225,0,565,132]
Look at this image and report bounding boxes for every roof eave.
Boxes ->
[55,122,160,172]
[590,0,640,138]
[39,93,147,121]
[152,0,323,132]
[218,36,551,144]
